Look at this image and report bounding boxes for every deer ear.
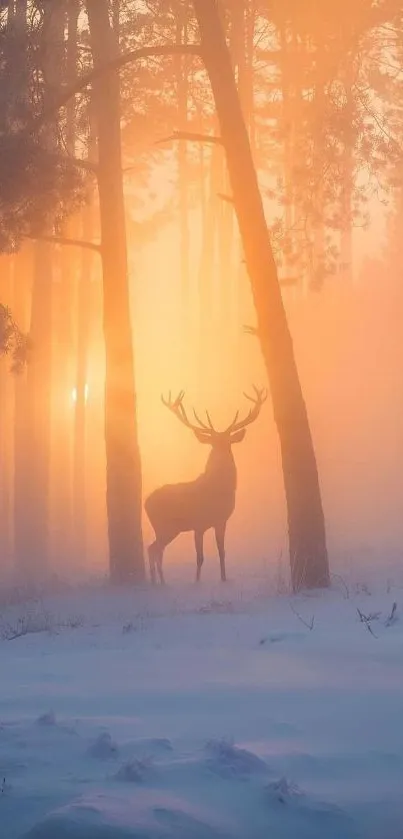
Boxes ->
[230,428,246,444]
[194,429,213,444]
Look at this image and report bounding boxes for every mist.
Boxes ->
[2,4,403,838]
[0,0,402,591]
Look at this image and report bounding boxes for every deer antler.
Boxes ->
[161,391,215,435]
[225,386,268,434]
[162,388,267,437]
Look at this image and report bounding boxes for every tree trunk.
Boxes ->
[0,257,15,570]
[51,0,79,569]
[340,65,354,283]
[192,0,329,591]
[86,0,144,584]
[26,240,53,577]
[72,202,94,566]
[72,104,97,568]
[13,246,32,575]
[15,1,64,579]
[175,0,191,340]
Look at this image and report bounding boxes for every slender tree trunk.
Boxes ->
[193,0,329,591]
[24,2,66,578]
[197,139,221,387]
[279,24,297,288]
[0,257,15,570]
[312,68,327,290]
[13,246,32,575]
[73,111,97,566]
[86,0,145,584]
[340,65,354,283]
[73,202,94,566]
[26,241,53,576]
[51,0,79,568]
[176,0,191,339]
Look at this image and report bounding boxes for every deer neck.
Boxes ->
[204,447,237,493]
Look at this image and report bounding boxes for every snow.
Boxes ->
[1,571,403,838]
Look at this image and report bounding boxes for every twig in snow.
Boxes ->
[357,608,379,638]
[290,603,315,631]
[330,572,350,599]
[385,602,398,627]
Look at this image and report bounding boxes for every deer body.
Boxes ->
[146,446,237,536]
[145,389,266,584]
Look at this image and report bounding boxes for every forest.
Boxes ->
[1,0,402,594]
[1,3,403,839]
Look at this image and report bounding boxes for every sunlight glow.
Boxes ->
[71,385,89,405]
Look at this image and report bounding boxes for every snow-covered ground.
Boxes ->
[1,569,403,838]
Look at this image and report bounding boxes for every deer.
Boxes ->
[144,387,267,585]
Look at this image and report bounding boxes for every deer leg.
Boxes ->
[148,540,165,586]
[215,522,227,582]
[157,553,166,586]
[148,543,156,585]
[195,530,205,582]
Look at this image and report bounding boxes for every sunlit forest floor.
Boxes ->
[1,566,403,839]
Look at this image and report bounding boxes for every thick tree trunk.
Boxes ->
[193,0,329,590]
[87,0,144,584]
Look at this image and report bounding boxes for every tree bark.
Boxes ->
[193,0,329,591]
[86,0,145,584]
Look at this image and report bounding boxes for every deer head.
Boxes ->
[161,386,268,451]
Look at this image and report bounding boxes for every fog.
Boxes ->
[1,0,402,591]
[2,222,400,587]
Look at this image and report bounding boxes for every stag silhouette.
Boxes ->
[145,388,267,584]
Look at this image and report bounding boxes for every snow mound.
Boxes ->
[36,710,57,727]
[88,732,119,759]
[113,758,152,783]
[265,777,355,839]
[205,738,268,779]
[22,791,235,839]
[266,776,304,804]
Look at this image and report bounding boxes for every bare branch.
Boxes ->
[25,235,101,253]
[385,602,398,627]
[46,152,98,175]
[357,608,380,638]
[155,130,222,146]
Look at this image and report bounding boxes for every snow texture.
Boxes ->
[0,571,403,838]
